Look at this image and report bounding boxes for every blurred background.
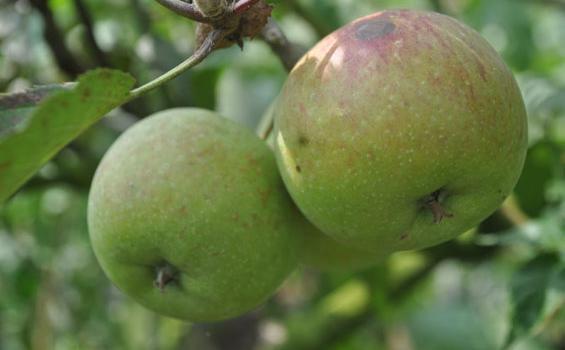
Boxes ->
[0,0,564,349]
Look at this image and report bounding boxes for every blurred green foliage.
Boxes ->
[0,0,564,349]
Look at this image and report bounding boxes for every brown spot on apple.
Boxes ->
[258,188,272,205]
[0,161,11,172]
[298,135,309,146]
[82,87,91,100]
[179,205,188,214]
[299,102,306,115]
[355,19,395,41]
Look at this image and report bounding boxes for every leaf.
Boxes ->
[0,83,74,137]
[550,264,565,292]
[407,303,498,350]
[0,69,135,203]
[513,141,557,217]
[504,253,560,348]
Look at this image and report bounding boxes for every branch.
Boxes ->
[154,0,266,22]
[129,29,225,99]
[153,0,210,22]
[0,83,75,109]
[232,0,261,15]
[257,18,305,140]
[73,0,112,67]
[134,0,273,99]
[194,0,229,18]
[28,0,85,78]
[260,18,305,72]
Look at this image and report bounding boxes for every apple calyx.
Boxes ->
[154,264,178,292]
[423,190,453,223]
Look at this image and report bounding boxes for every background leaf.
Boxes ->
[0,83,74,137]
[505,253,561,347]
[0,69,134,203]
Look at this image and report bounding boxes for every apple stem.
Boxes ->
[154,265,177,292]
[128,29,224,100]
[424,190,453,223]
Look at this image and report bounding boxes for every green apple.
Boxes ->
[259,100,384,270]
[273,10,528,253]
[88,108,300,322]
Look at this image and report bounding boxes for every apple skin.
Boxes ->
[273,10,528,253]
[88,108,300,322]
[261,100,385,270]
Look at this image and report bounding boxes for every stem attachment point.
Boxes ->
[423,189,453,223]
[154,264,178,292]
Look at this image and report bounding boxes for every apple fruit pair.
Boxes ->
[88,8,529,322]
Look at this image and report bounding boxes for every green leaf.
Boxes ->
[407,303,498,350]
[0,83,74,137]
[0,69,135,204]
[514,141,557,217]
[505,253,560,347]
[550,264,565,292]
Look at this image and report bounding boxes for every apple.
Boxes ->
[273,10,528,253]
[88,108,300,322]
[259,100,384,270]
